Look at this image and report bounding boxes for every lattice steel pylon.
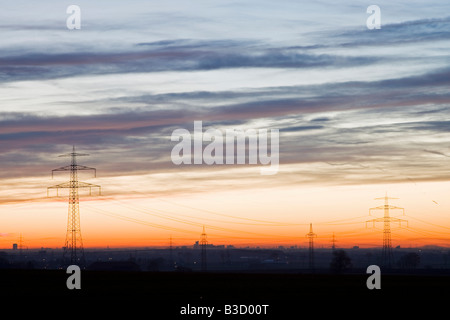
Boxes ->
[366,193,407,268]
[200,225,207,271]
[331,232,337,251]
[306,223,317,271]
[48,146,101,267]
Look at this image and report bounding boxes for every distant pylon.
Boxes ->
[331,232,337,251]
[200,225,207,271]
[18,233,24,256]
[366,193,407,268]
[306,223,317,271]
[169,235,174,266]
[48,146,101,267]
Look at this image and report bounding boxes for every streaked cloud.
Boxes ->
[0,0,449,197]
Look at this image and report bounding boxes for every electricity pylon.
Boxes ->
[306,223,317,271]
[18,233,24,256]
[169,235,174,266]
[200,225,207,271]
[48,146,101,267]
[366,193,407,268]
[331,232,337,251]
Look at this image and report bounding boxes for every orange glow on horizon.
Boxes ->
[1,179,450,250]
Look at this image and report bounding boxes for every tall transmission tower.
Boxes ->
[306,223,317,271]
[48,146,101,267]
[200,225,207,271]
[366,194,407,268]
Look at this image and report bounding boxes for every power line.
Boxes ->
[97,198,305,239]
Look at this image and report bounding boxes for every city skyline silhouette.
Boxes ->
[1,2,450,252]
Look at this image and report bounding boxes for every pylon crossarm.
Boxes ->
[52,165,96,178]
[366,218,382,228]
[48,182,101,197]
[48,181,100,189]
[374,197,398,200]
[369,206,404,216]
[369,206,385,215]
[386,205,404,211]
[390,217,408,226]
[58,152,89,158]
[367,217,384,223]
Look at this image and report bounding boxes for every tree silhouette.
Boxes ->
[329,250,352,274]
[398,252,420,270]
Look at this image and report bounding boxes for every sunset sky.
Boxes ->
[1,0,450,249]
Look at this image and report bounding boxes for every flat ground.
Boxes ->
[1,269,448,315]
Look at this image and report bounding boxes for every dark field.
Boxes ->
[0,269,448,315]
